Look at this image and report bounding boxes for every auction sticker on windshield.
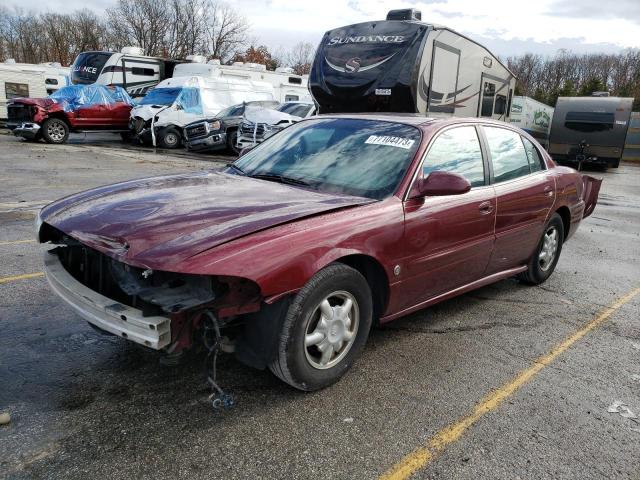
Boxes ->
[365,135,415,149]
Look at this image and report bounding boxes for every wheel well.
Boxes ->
[556,206,571,241]
[335,254,389,324]
[46,113,70,126]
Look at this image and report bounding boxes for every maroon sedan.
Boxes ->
[37,115,601,390]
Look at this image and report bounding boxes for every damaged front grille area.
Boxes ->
[48,232,222,316]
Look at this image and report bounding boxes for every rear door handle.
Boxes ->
[544,185,554,197]
[479,201,494,214]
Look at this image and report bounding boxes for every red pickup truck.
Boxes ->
[7,84,134,144]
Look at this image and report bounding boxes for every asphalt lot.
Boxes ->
[0,133,639,479]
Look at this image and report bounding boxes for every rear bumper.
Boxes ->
[44,251,171,350]
[185,132,227,151]
[10,122,40,139]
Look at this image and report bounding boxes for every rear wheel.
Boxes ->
[518,213,564,285]
[269,264,373,391]
[41,118,69,144]
[158,127,182,149]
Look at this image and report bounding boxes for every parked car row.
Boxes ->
[6,82,316,155]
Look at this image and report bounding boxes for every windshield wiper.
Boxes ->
[225,163,246,175]
[249,172,310,187]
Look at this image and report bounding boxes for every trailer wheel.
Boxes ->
[158,127,182,149]
[41,118,69,144]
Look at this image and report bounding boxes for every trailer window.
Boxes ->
[5,82,29,99]
[494,94,506,115]
[131,67,156,77]
[481,82,495,117]
[565,111,614,132]
[423,126,485,187]
[45,78,58,85]
[484,126,531,182]
[288,77,302,85]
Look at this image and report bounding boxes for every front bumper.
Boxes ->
[10,122,41,139]
[44,251,171,350]
[185,132,227,152]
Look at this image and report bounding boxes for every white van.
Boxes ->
[129,74,276,148]
[0,60,70,119]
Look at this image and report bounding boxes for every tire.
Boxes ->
[41,118,69,144]
[611,159,620,169]
[227,129,240,155]
[518,213,564,285]
[158,127,181,149]
[120,131,133,142]
[269,263,373,391]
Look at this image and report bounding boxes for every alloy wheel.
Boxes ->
[304,290,360,370]
[539,226,559,271]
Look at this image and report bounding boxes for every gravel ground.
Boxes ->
[0,134,638,480]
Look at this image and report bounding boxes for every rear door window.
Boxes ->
[522,137,545,172]
[423,126,485,187]
[483,126,531,182]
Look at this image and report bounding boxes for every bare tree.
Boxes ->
[285,41,315,75]
[204,1,250,61]
[106,0,171,56]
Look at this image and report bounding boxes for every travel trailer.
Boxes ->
[129,74,276,148]
[173,60,312,103]
[509,96,554,148]
[0,60,70,119]
[548,96,634,169]
[70,47,185,98]
[309,8,516,120]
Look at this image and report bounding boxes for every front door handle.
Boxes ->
[478,201,494,215]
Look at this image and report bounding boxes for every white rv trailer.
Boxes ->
[309,8,516,120]
[172,60,312,104]
[509,96,554,148]
[70,47,185,98]
[0,60,70,119]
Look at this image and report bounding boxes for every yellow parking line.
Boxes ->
[380,286,640,480]
[0,239,35,246]
[0,272,45,284]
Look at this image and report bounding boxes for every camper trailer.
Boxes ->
[309,8,516,119]
[548,96,634,169]
[172,60,312,103]
[509,96,554,148]
[70,47,185,98]
[0,60,70,119]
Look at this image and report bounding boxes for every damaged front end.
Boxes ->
[41,226,262,353]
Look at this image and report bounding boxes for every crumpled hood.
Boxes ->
[244,106,301,125]
[131,104,168,122]
[10,97,55,109]
[40,171,372,270]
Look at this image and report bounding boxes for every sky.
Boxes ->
[6,0,640,57]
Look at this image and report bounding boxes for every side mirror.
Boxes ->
[175,103,183,111]
[418,171,471,196]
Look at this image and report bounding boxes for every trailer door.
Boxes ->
[479,73,510,121]
[427,42,460,115]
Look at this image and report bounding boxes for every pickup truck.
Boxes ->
[7,84,134,144]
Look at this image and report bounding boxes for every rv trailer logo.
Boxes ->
[325,53,397,73]
[345,58,361,73]
[327,35,405,45]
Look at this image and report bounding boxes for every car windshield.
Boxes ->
[139,88,182,106]
[233,118,421,200]
[278,103,313,117]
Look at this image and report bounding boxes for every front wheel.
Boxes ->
[227,129,240,155]
[41,118,69,144]
[158,127,182,149]
[518,213,564,285]
[269,264,373,391]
